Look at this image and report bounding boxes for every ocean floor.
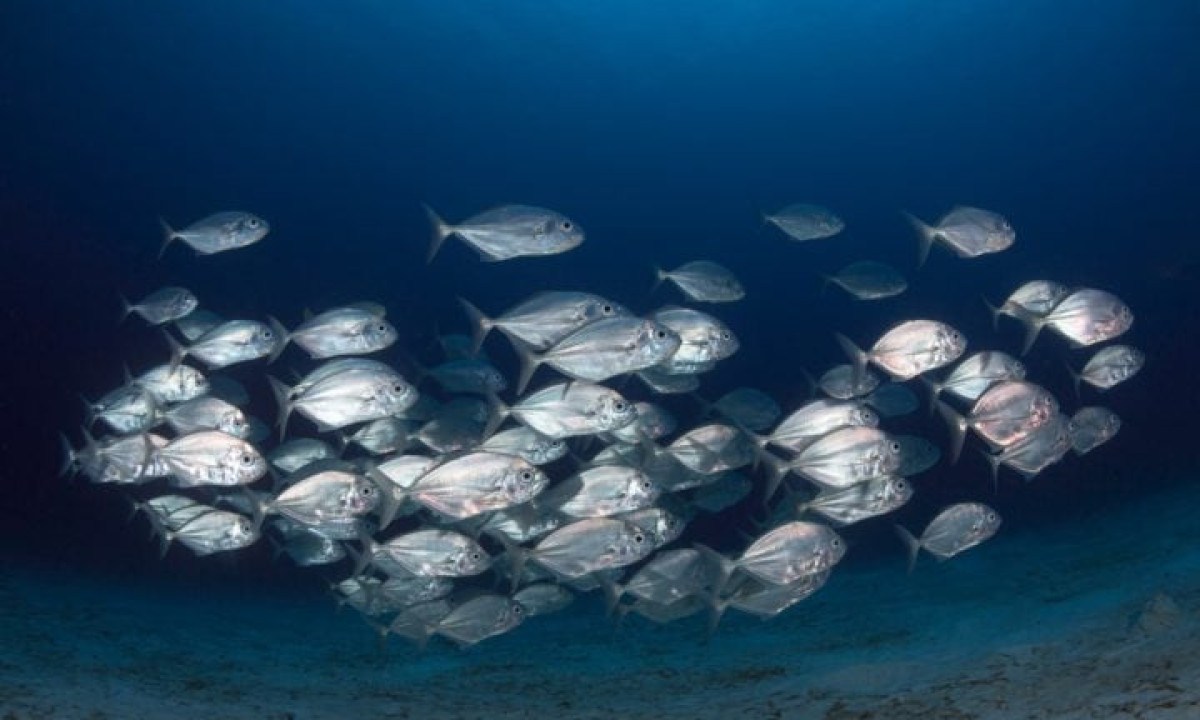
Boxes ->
[2,478,1199,720]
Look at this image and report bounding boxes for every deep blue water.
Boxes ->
[2,0,1199,687]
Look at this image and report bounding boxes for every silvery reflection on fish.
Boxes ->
[269,362,417,436]
[654,261,745,303]
[924,351,1026,404]
[511,315,680,393]
[459,292,630,354]
[480,426,567,465]
[838,319,966,382]
[766,399,879,455]
[424,204,583,263]
[120,287,198,325]
[764,203,845,242]
[133,363,209,404]
[84,383,162,435]
[164,396,249,438]
[287,305,397,359]
[174,309,224,342]
[1070,345,1144,393]
[824,261,907,300]
[168,317,287,369]
[1069,407,1121,455]
[406,451,548,520]
[984,280,1070,329]
[796,475,913,526]
[904,206,1015,266]
[980,413,1072,484]
[155,430,267,488]
[895,502,1001,571]
[490,381,637,439]
[159,211,269,256]
[650,306,740,372]
[1019,287,1134,355]
[537,465,661,518]
[788,426,902,490]
[818,364,881,399]
[937,380,1059,463]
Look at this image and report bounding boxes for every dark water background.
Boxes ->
[1,1,1198,596]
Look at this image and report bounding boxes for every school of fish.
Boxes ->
[62,203,1142,648]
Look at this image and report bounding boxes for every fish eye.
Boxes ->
[262,330,273,339]
[560,221,572,231]
[513,604,524,615]
[633,533,645,544]
[986,513,997,522]
[470,552,481,561]
[832,539,842,548]
[240,454,254,465]
[520,470,533,481]
[655,330,667,339]
[247,218,260,228]
[614,401,627,411]
[360,485,375,496]
[721,332,731,340]
[641,480,652,490]
[890,442,901,452]
[376,323,387,333]
[601,304,613,314]
[391,383,406,394]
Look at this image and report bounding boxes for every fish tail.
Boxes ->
[422,203,453,264]
[819,273,833,297]
[980,295,1002,331]
[894,524,922,574]
[1017,311,1044,356]
[79,394,97,428]
[457,297,494,355]
[902,210,937,268]
[364,461,406,531]
[797,365,817,399]
[267,375,294,439]
[919,375,943,416]
[352,531,379,578]
[163,330,186,371]
[501,538,529,594]
[599,576,624,616]
[978,448,1003,493]
[58,433,78,478]
[157,216,177,259]
[117,292,133,324]
[935,400,969,465]
[693,542,737,599]
[650,265,667,293]
[482,391,511,439]
[834,332,869,388]
[1064,360,1083,400]
[760,452,789,507]
[704,590,732,637]
[266,315,289,363]
[509,337,544,395]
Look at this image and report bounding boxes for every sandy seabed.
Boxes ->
[2,478,1198,720]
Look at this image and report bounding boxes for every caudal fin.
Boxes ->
[158,217,178,259]
[422,203,453,264]
[1064,360,1083,400]
[117,292,134,324]
[935,400,970,465]
[894,524,922,573]
[510,337,545,395]
[835,332,870,389]
[266,316,289,363]
[457,297,495,355]
[902,211,938,268]
[267,375,294,439]
[981,295,1003,331]
[650,266,668,294]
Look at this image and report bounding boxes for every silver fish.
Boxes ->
[894,434,941,476]
[120,287,197,325]
[415,397,489,454]
[408,452,548,520]
[85,384,162,435]
[270,363,417,436]
[636,366,701,394]
[372,529,492,578]
[514,517,653,582]
[768,399,878,454]
[604,548,714,609]
[905,206,1015,266]
[838,320,966,381]
[788,426,902,490]
[480,426,567,466]
[513,583,574,617]
[133,364,209,404]
[160,211,269,256]
[608,401,677,444]
[1069,406,1121,455]
[163,508,259,557]
[164,396,248,438]
[433,595,526,648]
[288,306,397,359]
[268,438,338,474]
[155,430,266,487]
[765,203,845,242]
[818,364,881,399]
[667,424,756,475]
[423,357,507,395]
[265,464,379,526]
[345,417,414,455]
[985,280,1070,329]
[982,413,1072,483]
[824,261,907,300]
[654,261,745,303]
[459,292,630,354]
[513,316,681,393]
[1020,287,1133,354]
[924,351,1026,404]
[797,475,913,526]
[169,318,286,369]
[939,380,1059,463]
[896,502,1001,571]
[1072,345,1144,393]
[690,473,753,513]
[498,381,637,439]
[425,204,583,263]
[650,306,740,371]
[730,520,846,586]
[715,570,831,623]
[538,465,661,518]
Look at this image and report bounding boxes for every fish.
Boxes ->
[608,402,678,443]
[838,320,967,381]
[164,396,249,438]
[984,280,1071,329]
[824,261,907,300]
[287,306,397,359]
[174,309,224,342]
[797,475,913,526]
[84,384,162,435]
[459,292,631,354]
[650,306,740,372]
[938,380,1059,463]
[343,417,414,455]
[667,424,757,475]
[904,206,1015,266]
[491,381,638,439]
[414,397,489,454]
[512,583,574,617]
[258,463,379,527]
[654,261,745,303]
[511,316,681,393]
[864,383,920,418]
[764,203,845,242]
[154,430,267,487]
[602,548,715,610]
[767,399,878,454]
[159,211,269,256]
[1019,287,1134,354]
[689,473,753,513]
[1069,406,1121,455]
[818,364,881,399]
[788,426,902,490]
[536,465,661,518]
[424,204,584,263]
[894,434,941,476]
[510,517,654,584]
[168,318,287,370]
[159,508,259,557]
[479,426,568,465]
[895,502,1001,571]
[407,451,549,520]
[923,351,1026,405]
[269,362,418,437]
[711,570,831,626]
[1069,345,1144,394]
[431,594,526,648]
[132,364,209,404]
[980,413,1072,485]
[420,357,507,395]
[369,528,492,578]
[701,388,780,433]
[119,287,198,325]
[267,438,338,474]
[635,366,701,394]
[708,520,845,587]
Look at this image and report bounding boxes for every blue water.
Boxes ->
[2,2,1199,716]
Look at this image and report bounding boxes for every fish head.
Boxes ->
[484,368,508,392]
[532,437,568,465]
[226,516,260,549]
[502,461,549,505]
[535,213,584,252]
[454,543,492,576]
[358,318,398,352]
[224,212,270,246]
[219,409,250,438]
[374,376,419,415]
[173,292,200,318]
[592,391,638,432]
[852,404,880,427]
[936,325,968,365]
[628,471,661,505]
[638,320,682,364]
[181,367,210,398]
[252,323,281,356]
[222,442,267,484]
[345,476,381,515]
[887,477,914,506]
